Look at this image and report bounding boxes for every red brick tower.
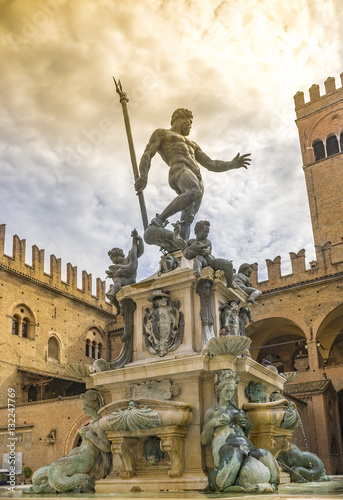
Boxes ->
[294,74,343,263]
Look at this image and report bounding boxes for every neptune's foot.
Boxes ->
[151,215,167,228]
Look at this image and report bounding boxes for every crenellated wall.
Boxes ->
[250,241,343,292]
[0,222,120,413]
[294,73,343,118]
[293,73,343,251]
[294,74,343,165]
[0,224,112,312]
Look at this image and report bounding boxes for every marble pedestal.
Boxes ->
[87,264,289,493]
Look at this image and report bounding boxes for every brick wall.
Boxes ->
[0,396,86,482]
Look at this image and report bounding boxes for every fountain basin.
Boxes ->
[98,398,193,428]
[243,399,297,458]
[244,398,291,427]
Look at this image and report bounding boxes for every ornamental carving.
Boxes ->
[125,379,180,400]
[102,401,161,431]
[143,290,184,357]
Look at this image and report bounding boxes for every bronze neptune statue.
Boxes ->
[135,108,250,246]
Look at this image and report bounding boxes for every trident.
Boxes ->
[113,77,149,230]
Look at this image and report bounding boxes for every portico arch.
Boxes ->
[64,413,91,455]
[317,303,343,365]
[247,317,307,372]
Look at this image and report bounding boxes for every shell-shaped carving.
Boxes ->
[65,363,91,380]
[202,335,251,357]
[281,371,299,384]
[103,401,161,431]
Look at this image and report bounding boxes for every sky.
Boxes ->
[1,0,343,292]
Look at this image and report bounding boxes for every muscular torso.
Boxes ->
[158,129,202,180]
[234,273,251,287]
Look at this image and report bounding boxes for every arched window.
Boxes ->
[28,386,37,402]
[10,305,35,339]
[21,318,29,338]
[48,337,60,362]
[85,328,104,360]
[340,131,343,152]
[326,135,339,157]
[12,316,19,335]
[85,339,91,357]
[92,341,97,359]
[312,139,325,161]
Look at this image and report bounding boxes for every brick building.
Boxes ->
[0,226,123,478]
[248,73,343,474]
[0,72,342,481]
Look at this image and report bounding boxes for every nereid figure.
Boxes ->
[23,391,111,493]
[201,370,279,492]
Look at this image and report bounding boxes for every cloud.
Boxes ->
[0,0,340,291]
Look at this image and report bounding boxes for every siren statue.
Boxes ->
[201,370,279,492]
[23,391,111,494]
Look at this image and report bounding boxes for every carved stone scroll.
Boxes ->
[110,437,137,479]
[158,428,187,478]
[196,279,214,345]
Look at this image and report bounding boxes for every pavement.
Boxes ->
[0,478,343,499]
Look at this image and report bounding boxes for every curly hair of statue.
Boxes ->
[238,262,253,274]
[214,369,240,399]
[170,108,193,125]
[194,220,210,234]
[108,247,125,260]
[80,390,103,410]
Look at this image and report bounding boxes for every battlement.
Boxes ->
[250,240,343,292]
[294,73,343,119]
[0,224,113,312]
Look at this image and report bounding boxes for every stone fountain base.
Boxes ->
[84,267,295,493]
[92,354,289,493]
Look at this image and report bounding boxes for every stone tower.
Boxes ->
[294,74,343,264]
